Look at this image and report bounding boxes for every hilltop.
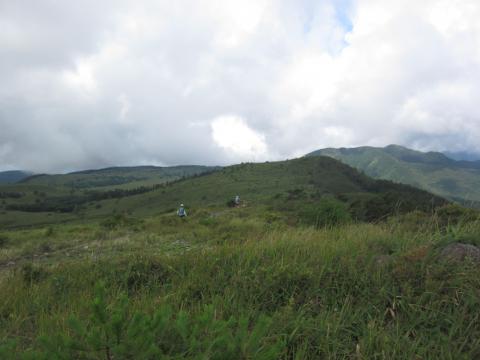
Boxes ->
[95,156,447,219]
[0,170,33,184]
[307,145,480,205]
[0,156,447,228]
[20,165,219,190]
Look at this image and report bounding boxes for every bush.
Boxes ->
[44,226,55,237]
[100,214,144,231]
[435,204,480,227]
[0,235,9,248]
[38,242,52,253]
[21,264,49,284]
[123,258,171,294]
[21,283,285,359]
[390,210,433,232]
[300,198,351,228]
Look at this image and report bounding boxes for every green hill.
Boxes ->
[0,165,218,228]
[21,165,219,190]
[0,156,447,228]
[95,156,447,218]
[307,145,480,205]
[0,170,33,184]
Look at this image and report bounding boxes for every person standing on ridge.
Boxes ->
[177,204,187,217]
[234,195,240,207]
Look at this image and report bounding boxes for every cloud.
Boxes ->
[211,115,268,161]
[1,0,480,172]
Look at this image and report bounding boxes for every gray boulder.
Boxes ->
[439,243,480,264]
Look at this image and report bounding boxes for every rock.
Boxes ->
[439,243,480,264]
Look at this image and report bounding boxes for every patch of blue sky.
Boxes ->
[335,0,353,32]
[335,0,354,52]
[302,0,354,53]
[302,0,353,33]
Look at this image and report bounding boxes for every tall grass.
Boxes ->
[1,215,480,358]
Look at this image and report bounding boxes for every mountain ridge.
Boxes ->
[0,156,448,228]
[0,170,33,184]
[306,145,480,205]
[19,165,220,190]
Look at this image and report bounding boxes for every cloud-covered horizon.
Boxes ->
[1,0,480,172]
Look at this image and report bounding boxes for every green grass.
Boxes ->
[1,206,479,358]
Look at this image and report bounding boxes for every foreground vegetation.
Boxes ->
[1,204,479,359]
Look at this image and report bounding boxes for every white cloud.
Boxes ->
[1,0,480,171]
[62,58,97,94]
[211,115,268,161]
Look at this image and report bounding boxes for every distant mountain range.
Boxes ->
[307,145,480,206]
[18,165,219,190]
[3,144,480,210]
[0,170,33,184]
[444,151,480,162]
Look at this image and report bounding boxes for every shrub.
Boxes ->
[435,204,479,227]
[38,242,52,253]
[22,283,285,359]
[300,198,351,228]
[287,188,306,200]
[44,226,55,237]
[123,258,171,294]
[0,235,9,248]
[391,210,433,232]
[21,264,49,284]
[100,214,144,231]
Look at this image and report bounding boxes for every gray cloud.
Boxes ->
[1,0,480,172]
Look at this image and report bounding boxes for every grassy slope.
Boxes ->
[0,166,218,228]
[0,157,447,228]
[307,145,480,204]
[0,206,479,358]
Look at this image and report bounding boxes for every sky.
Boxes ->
[1,0,480,172]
